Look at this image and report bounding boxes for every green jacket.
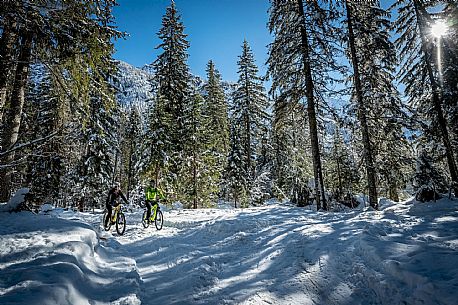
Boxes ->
[145,186,165,201]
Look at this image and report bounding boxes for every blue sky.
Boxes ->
[113,0,272,82]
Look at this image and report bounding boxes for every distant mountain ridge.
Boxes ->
[114,60,236,108]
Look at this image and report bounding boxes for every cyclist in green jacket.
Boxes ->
[145,180,165,222]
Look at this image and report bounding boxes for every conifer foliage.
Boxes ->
[267,0,343,210]
[230,40,270,204]
[392,0,458,195]
[203,60,230,203]
[2,0,458,210]
[150,0,190,197]
[0,0,123,202]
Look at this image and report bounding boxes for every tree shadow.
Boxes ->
[124,206,372,304]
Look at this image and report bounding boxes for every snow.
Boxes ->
[1,198,457,305]
[0,188,30,213]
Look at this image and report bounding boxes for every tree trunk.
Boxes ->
[345,0,378,209]
[244,69,252,180]
[413,0,458,196]
[0,16,18,123]
[193,148,197,209]
[296,0,327,210]
[389,182,399,202]
[127,139,133,201]
[336,155,342,196]
[113,147,119,183]
[0,31,33,201]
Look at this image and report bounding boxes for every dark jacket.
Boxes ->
[106,188,127,206]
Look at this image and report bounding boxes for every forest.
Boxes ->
[0,0,457,211]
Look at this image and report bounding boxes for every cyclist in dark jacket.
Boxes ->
[145,180,165,221]
[105,182,128,227]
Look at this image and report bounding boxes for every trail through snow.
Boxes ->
[1,198,457,305]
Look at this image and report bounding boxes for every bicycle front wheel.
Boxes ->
[142,210,150,228]
[116,212,126,235]
[102,210,111,231]
[155,210,163,230]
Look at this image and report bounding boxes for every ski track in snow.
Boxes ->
[1,199,458,305]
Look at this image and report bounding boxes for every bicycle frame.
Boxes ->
[112,204,122,222]
[150,203,159,220]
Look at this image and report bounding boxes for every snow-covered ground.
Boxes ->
[1,197,457,305]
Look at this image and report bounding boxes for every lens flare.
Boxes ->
[431,21,448,38]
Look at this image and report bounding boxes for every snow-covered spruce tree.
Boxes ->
[78,84,118,210]
[267,0,344,210]
[251,122,273,205]
[343,0,391,209]
[203,60,230,199]
[273,99,313,206]
[341,0,413,203]
[0,26,33,202]
[392,0,458,195]
[64,0,121,209]
[23,68,64,204]
[147,94,172,191]
[441,3,458,169]
[179,91,215,208]
[150,0,190,199]
[0,0,123,201]
[232,40,270,202]
[0,0,19,124]
[323,123,359,201]
[123,105,146,201]
[413,148,449,194]
[227,122,248,208]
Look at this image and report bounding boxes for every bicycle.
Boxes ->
[142,201,163,230]
[103,203,126,235]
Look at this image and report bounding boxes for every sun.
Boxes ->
[431,20,448,38]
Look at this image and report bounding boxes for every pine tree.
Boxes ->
[150,0,190,198]
[343,0,383,209]
[272,98,312,206]
[0,0,123,201]
[203,60,230,197]
[340,0,414,204]
[78,87,118,209]
[267,0,345,210]
[0,3,18,123]
[227,122,248,208]
[24,68,64,204]
[0,29,33,201]
[324,123,359,201]
[179,91,215,208]
[441,3,458,170]
[148,94,172,186]
[392,0,458,195]
[414,148,448,193]
[232,40,270,197]
[124,106,146,201]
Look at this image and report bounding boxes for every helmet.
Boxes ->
[114,182,121,189]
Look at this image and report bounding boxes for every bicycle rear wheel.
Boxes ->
[142,210,150,228]
[102,210,111,231]
[155,210,163,230]
[116,212,126,235]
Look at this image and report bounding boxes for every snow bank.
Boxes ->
[2,197,457,305]
[0,212,142,305]
[0,188,30,213]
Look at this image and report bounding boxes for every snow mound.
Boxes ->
[172,201,184,209]
[0,212,142,305]
[39,203,54,213]
[0,188,30,213]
